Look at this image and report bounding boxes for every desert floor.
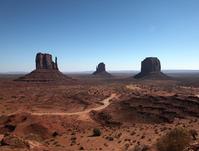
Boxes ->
[0,75,199,151]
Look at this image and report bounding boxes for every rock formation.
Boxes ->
[140,57,161,74]
[16,52,74,82]
[93,62,112,77]
[36,53,58,70]
[134,57,169,79]
[95,63,106,73]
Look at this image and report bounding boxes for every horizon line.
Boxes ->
[1,69,199,74]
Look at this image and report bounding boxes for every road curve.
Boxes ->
[29,93,117,116]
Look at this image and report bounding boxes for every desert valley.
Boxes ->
[0,53,199,151]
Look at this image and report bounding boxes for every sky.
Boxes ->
[0,0,199,72]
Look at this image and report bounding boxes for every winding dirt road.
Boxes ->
[29,93,117,116]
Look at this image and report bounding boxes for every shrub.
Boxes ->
[93,128,101,136]
[156,127,191,151]
[128,144,149,151]
[189,129,198,140]
[1,134,30,148]
[52,131,59,137]
[106,136,114,141]
[79,146,84,150]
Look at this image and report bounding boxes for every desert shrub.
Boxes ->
[52,131,59,137]
[11,96,17,99]
[79,146,84,150]
[128,144,149,151]
[106,136,114,141]
[156,127,191,151]
[25,133,43,142]
[1,135,30,148]
[4,124,16,132]
[70,136,76,144]
[93,128,101,136]
[189,129,198,140]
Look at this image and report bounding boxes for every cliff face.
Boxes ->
[141,57,161,74]
[36,53,58,70]
[134,57,168,79]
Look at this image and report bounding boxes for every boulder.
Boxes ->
[134,57,168,79]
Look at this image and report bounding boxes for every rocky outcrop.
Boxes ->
[36,53,58,70]
[16,52,74,82]
[134,57,169,79]
[93,62,112,77]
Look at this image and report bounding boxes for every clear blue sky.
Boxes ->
[1,0,199,72]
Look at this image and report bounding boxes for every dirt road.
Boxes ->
[29,93,117,116]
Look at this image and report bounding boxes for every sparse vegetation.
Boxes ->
[79,146,84,150]
[1,134,30,148]
[106,136,114,141]
[189,129,198,140]
[11,96,17,99]
[131,131,136,136]
[92,128,101,137]
[156,127,191,151]
[128,144,149,151]
[52,131,59,137]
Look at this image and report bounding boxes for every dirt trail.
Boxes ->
[29,93,117,116]
[126,84,142,91]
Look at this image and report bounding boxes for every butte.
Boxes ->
[92,62,112,77]
[134,57,169,79]
[16,52,74,82]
